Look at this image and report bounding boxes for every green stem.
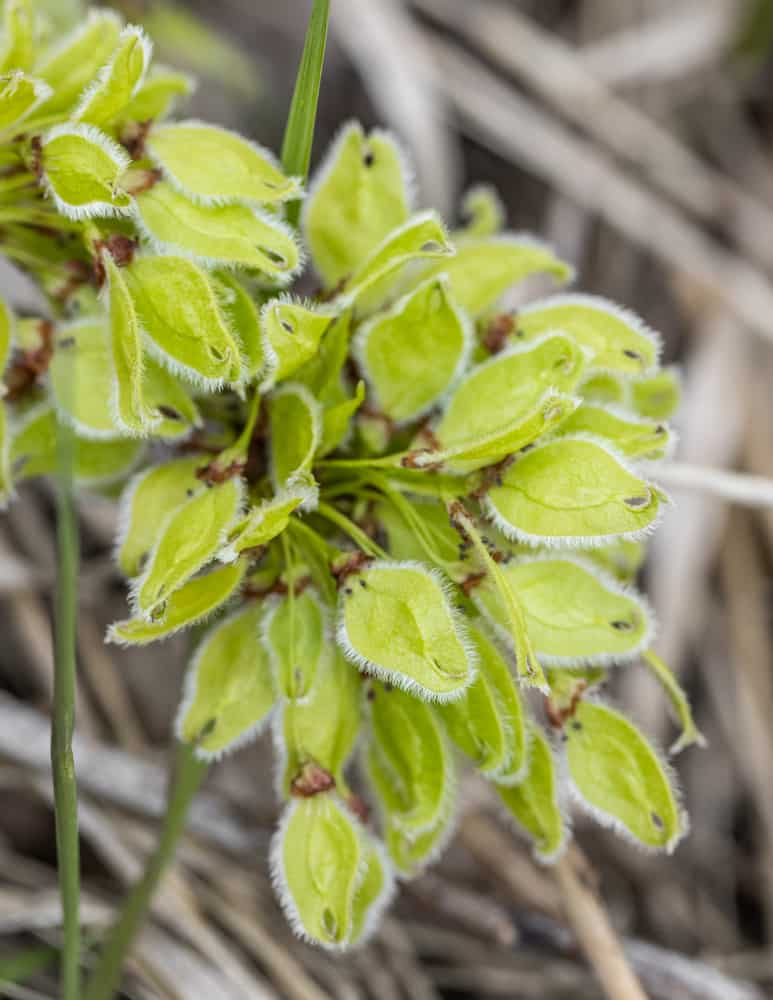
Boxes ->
[210,389,261,473]
[288,515,340,559]
[287,518,339,603]
[83,742,208,1000]
[234,389,262,452]
[52,412,81,1000]
[281,0,331,224]
[279,531,298,697]
[374,477,458,575]
[448,501,546,690]
[642,650,706,753]
[316,500,387,558]
[316,453,407,471]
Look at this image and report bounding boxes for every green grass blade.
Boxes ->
[281,0,331,224]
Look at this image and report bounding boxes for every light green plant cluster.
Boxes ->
[0,0,701,952]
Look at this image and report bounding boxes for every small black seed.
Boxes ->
[258,245,287,266]
[157,405,182,421]
[200,718,217,738]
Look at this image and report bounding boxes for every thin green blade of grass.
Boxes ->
[281,0,331,224]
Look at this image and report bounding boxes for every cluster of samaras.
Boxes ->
[0,2,700,950]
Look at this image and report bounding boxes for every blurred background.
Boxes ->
[2,0,773,997]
